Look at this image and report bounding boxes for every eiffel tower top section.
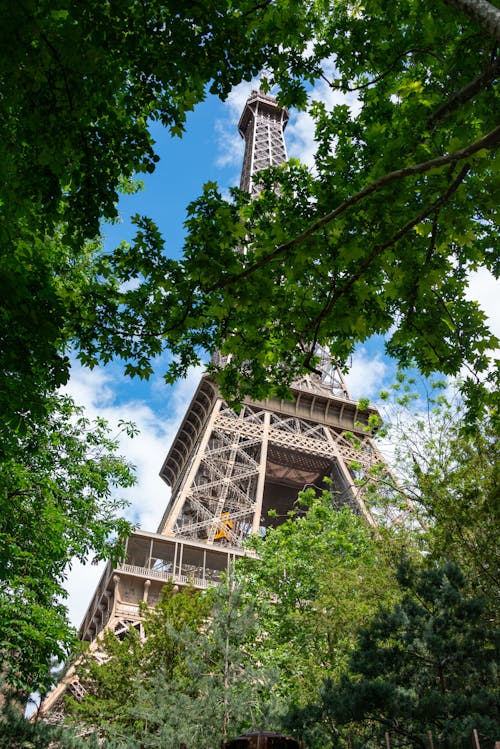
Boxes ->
[238,90,289,194]
[234,90,350,401]
[38,91,390,719]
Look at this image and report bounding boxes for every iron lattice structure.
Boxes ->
[39,90,399,719]
[157,377,381,545]
[157,92,383,546]
[239,90,289,194]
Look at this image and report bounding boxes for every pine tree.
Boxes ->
[319,561,499,748]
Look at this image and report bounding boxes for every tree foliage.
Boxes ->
[62,421,499,747]
[0,0,325,423]
[71,0,500,415]
[67,497,402,747]
[67,580,270,748]
[66,583,211,741]
[134,578,275,748]
[237,491,402,709]
[1,0,498,419]
[380,375,499,607]
[0,395,136,695]
[317,561,499,749]
[0,697,99,749]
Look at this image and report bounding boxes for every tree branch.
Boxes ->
[306,164,470,344]
[242,0,272,16]
[428,56,500,128]
[322,47,443,93]
[406,208,440,325]
[211,127,498,292]
[39,31,74,113]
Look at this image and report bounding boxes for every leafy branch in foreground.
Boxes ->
[1,0,498,421]
[76,0,499,417]
[0,395,136,695]
[0,0,325,424]
[207,126,498,284]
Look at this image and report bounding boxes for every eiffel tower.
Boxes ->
[40,90,388,717]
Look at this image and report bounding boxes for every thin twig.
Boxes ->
[39,31,74,112]
[406,206,440,325]
[322,47,442,93]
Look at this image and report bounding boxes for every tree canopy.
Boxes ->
[0,0,325,423]
[71,0,499,415]
[237,492,402,706]
[318,561,499,748]
[60,472,499,748]
[66,580,271,748]
[1,0,498,420]
[63,495,403,748]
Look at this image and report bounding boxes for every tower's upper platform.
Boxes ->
[237,90,289,137]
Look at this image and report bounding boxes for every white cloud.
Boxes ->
[215,124,245,171]
[466,266,500,340]
[345,348,392,401]
[62,362,203,628]
[63,364,166,529]
[285,108,318,170]
[214,78,260,172]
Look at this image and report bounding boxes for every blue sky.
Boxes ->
[63,79,499,631]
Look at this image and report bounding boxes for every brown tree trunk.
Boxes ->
[443,0,500,40]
